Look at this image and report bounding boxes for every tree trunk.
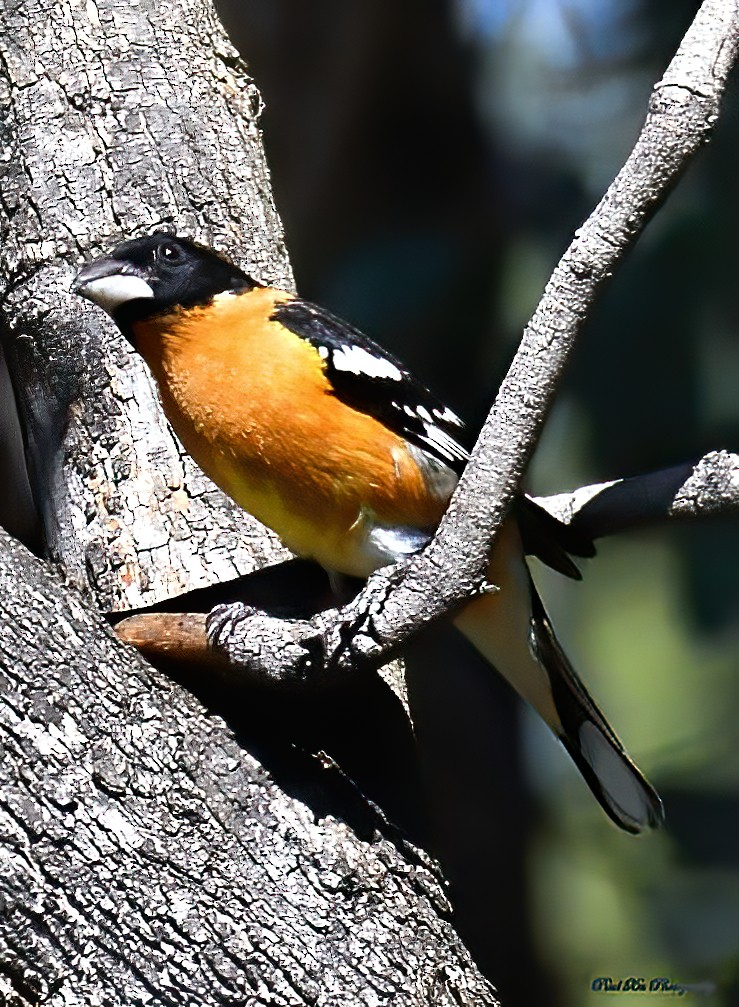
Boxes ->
[0,528,496,1006]
[0,1,498,1002]
[0,0,292,612]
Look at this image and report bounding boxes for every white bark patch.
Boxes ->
[96,805,144,849]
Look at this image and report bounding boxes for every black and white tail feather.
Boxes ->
[529,586,664,833]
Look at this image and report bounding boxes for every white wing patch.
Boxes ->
[331,344,403,381]
[420,423,469,466]
[433,404,464,428]
[391,401,466,466]
[395,399,466,464]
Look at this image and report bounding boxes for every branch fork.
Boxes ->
[189,1,739,684]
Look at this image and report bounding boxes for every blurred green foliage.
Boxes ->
[481,4,739,1004]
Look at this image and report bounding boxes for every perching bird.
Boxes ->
[74,232,663,833]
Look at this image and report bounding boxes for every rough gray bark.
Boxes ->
[0,0,291,613]
[0,0,493,1002]
[205,0,739,684]
[0,528,497,1007]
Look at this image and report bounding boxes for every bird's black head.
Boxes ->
[73,232,258,331]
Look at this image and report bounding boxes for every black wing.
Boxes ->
[273,297,595,576]
[272,298,469,473]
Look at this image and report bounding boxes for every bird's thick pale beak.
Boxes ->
[73,257,155,316]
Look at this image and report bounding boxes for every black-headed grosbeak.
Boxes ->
[74,232,663,833]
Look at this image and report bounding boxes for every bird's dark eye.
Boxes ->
[156,243,184,265]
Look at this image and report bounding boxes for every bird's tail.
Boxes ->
[454,522,664,834]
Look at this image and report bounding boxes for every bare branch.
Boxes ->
[209,0,739,683]
[118,448,739,683]
[535,450,739,538]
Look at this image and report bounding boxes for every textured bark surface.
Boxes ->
[0,1,496,1003]
[0,528,498,1007]
[0,0,291,613]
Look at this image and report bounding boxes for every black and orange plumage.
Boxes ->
[75,232,663,833]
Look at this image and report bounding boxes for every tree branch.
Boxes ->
[535,450,739,538]
[116,448,739,674]
[207,0,739,683]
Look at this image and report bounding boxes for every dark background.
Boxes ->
[3,1,738,1004]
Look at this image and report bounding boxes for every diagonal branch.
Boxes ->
[204,0,739,683]
[116,449,739,673]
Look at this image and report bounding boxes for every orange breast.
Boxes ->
[132,288,449,574]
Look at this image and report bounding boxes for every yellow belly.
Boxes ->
[201,443,391,576]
